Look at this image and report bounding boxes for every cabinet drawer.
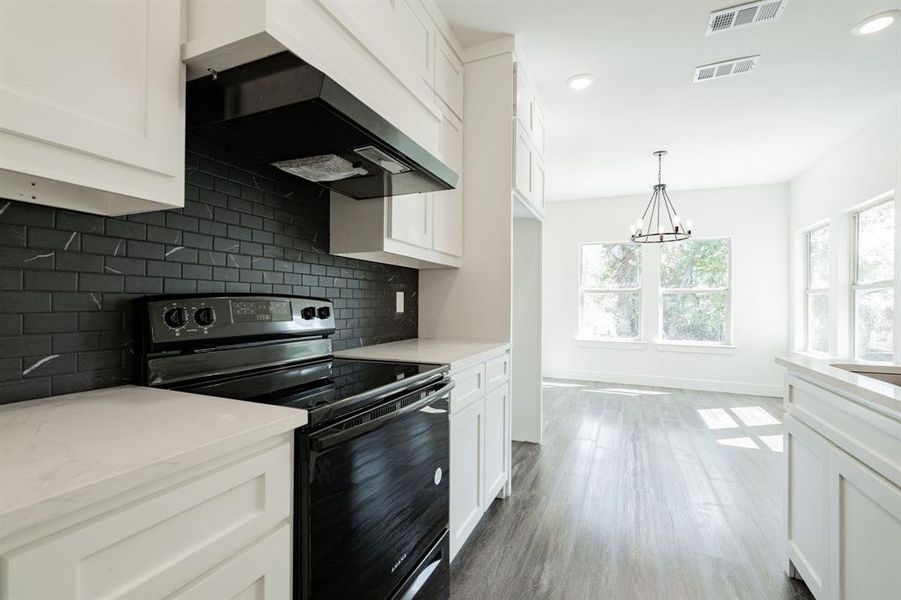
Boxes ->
[2,440,292,600]
[786,375,901,487]
[171,523,291,600]
[451,363,485,414]
[486,353,510,390]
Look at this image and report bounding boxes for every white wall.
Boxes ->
[419,48,514,341]
[512,217,542,443]
[542,183,790,397]
[788,103,901,358]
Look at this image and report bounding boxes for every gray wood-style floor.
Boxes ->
[450,380,815,600]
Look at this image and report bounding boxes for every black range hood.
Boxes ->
[187,52,458,200]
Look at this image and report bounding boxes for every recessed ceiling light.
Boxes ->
[566,74,595,90]
[852,9,900,36]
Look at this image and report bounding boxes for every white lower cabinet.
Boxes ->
[784,379,901,600]
[484,385,509,502]
[786,416,832,599]
[828,445,901,600]
[449,395,485,557]
[448,349,511,560]
[173,524,291,600]
[0,436,295,600]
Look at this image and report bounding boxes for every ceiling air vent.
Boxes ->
[692,55,760,83]
[707,0,787,35]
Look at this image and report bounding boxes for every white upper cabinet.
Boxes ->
[511,58,546,220]
[434,34,464,119]
[390,194,434,250]
[432,111,463,257]
[532,104,546,156]
[186,0,464,268]
[532,156,546,213]
[514,121,533,202]
[319,0,436,114]
[0,0,185,215]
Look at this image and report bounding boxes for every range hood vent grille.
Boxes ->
[707,0,787,35]
[692,55,760,83]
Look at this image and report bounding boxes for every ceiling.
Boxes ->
[435,0,901,201]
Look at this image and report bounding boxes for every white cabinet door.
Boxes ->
[0,0,185,213]
[320,0,435,117]
[173,524,291,600]
[393,0,435,103]
[532,157,546,213]
[2,441,292,600]
[390,195,433,249]
[532,104,546,157]
[513,121,533,203]
[434,33,463,119]
[829,446,901,600]
[785,416,831,600]
[483,384,508,503]
[514,62,533,132]
[432,111,463,256]
[450,397,485,559]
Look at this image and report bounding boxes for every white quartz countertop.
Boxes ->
[776,354,901,418]
[0,385,307,538]
[335,338,509,367]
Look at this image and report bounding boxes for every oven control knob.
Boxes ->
[317,306,331,320]
[164,307,188,329]
[301,306,317,320]
[194,306,216,327]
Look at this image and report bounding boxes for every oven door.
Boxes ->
[299,379,452,600]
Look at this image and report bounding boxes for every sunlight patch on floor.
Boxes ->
[697,408,739,430]
[717,436,759,449]
[758,435,784,452]
[731,406,780,427]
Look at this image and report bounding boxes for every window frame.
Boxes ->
[577,241,642,342]
[804,224,830,354]
[850,197,895,362]
[658,237,733,346]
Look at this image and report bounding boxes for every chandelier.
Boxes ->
[630,150,692,244]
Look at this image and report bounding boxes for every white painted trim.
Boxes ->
[462,36,514,64]
[575,338,647,350]
[654,340,738,354]
[542,367,782,397]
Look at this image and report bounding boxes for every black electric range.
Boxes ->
[137,294,451,600]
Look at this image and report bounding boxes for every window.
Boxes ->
[579,243,641,340]
[852,199,895,361]
[805,225,830,353]
[660,238,731,344]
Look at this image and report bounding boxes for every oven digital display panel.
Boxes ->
[231,300,293,323]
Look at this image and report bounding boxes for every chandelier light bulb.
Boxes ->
[673,214,681,226]
[629,225,637,235]
[685,219,693,231]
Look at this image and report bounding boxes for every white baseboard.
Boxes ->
[542,368,782,398]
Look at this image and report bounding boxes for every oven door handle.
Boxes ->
[310,381,454,451]
[395,557,442,600]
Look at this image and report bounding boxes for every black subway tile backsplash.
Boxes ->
[0,135,418,404]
